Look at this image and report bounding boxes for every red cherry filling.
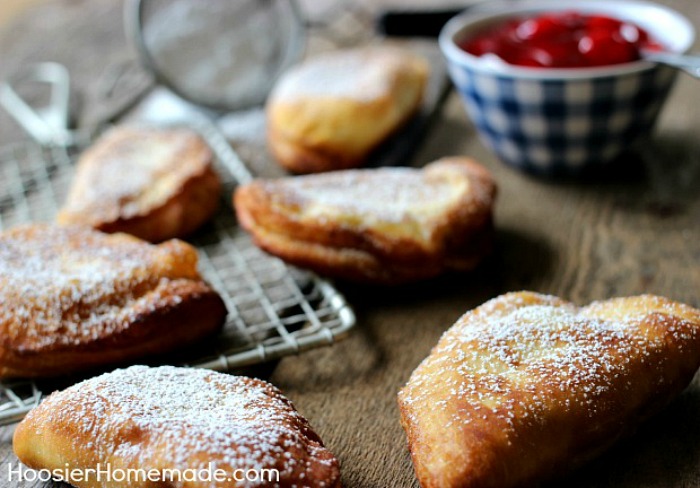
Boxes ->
[458,12,662,68]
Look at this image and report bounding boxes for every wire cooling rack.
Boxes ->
[0,117,356,425]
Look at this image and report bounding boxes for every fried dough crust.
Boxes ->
[398,291,700,488]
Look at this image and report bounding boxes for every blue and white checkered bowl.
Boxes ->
[439,0,695,176]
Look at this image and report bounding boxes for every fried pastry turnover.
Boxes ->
[234,157,496,284]
[57,126,221,242]
[14,365,341,488]
[0,224,226,378]
[266,46,429,173]
[398,291,700,488]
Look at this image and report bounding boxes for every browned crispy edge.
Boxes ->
[233,158,496,284]
[97,164,221,242]
[0,282,227,379]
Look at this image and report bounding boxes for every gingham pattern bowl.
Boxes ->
[439,0,695,176]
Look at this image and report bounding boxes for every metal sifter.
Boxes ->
[125,0,306,112]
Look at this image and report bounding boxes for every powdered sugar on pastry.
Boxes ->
[398,291,700,488]
[0,224,196,348]
[14,365,341,488]
[60,127,213,222]
[271,48,411,102]
[265,46,429,173]
[265,168,468,231]
[404,294,699,424]
[234,157,496,284]
[57,126,221,243]
[0,224,226,378]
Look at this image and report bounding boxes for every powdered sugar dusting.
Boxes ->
[263,167,468,244]
[401,292,700,436]
[34,366,339,488]
[0,224,198,349]
[61,126,212,223]
[270,48,418,103]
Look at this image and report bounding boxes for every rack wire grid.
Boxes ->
[0,117,356,425]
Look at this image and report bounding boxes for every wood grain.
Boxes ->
[0,1,698,487]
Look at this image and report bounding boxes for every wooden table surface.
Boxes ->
[0,1,699,487]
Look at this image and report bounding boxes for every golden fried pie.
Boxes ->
[14,365,341,488]
[0,224,226,378]
[398,291,700,488]
[234,157,496,284]
[57,126,221,242]
[266,46,429,173]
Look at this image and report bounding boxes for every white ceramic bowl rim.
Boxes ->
[439,0,696,79]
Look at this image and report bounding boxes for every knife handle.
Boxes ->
[377,9,462,38]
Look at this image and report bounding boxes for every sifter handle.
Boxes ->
[0,62,75,147]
